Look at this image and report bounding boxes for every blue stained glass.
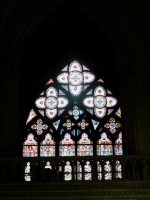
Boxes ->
[68,110,73,115]
[71,129,76,136]
[77,129,81,136]
[60,129,65,135]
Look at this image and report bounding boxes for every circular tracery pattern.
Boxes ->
[45,97,58,109]
[94,96,106,109]
[68,71,84,86]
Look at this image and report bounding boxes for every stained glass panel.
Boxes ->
[45,161,52,169]
[26,109,37,125]
[61,85,68,91]
[87,109,93,115]
[57,73,68,84]
[77,119,89,130]
[69,85,82,96]
[40,133,55,157]
[114,145,123,155]
[94,107,106,118]
[77,161,82,180]
[52,120,60,130]
[106,96,117,107]
[62,65,68,71]
[83,85,89,91]
[59,133,75,156]
[86,89,93,95]
[24,162,31,181]
[97,161,102,180]
[23,133,38,157]
[45,108,57,119]
[94,86,106,96]
[91,119,99,130]
[115,107,121,118]
[64,161,72,181]
[77,134,93,156]
[38,110,44,116]
[83,72,95,84]
[84,161,92,180]
[35,97,46,109]
[82,65,89,71]
[115,160,122,179]
[96,145,113,156]
[104,161,112,180]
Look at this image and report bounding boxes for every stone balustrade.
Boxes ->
[0,155,150,183]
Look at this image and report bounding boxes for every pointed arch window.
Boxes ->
[23,133,38,157]
[77,133,93,156]
[40,133,55,157]
[59,133,75,156]
[23,60,122,181]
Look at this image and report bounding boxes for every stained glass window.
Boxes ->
[97,132,113,156]
[104,161,112,180]
[77,133,93,156]
[114,132,123,155]
[59,133,75,156]
[23,133,38,157]
[24,60,122,181]
[76,161,82,180]
[40,133,55,157]
[84,161,92,180]
[115,160,122,179]
[45,161,52,169]
[97,161,102,180]
[64,161,72,180]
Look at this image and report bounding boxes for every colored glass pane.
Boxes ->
[97,161,102,180]
[26,109,37,125]
[64,161,72,181]
[24,162,31,181]
[115,160,122,179]
[104,161,112,180]
[59,133,75,156]
[77,161,82,180]
[40,133,55,156]
[84,161,92,180]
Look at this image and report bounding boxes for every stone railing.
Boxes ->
[0,155,150,183]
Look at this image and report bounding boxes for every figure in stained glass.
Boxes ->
[114,132,123,155]
[115,160,122,179]
[104,161,112,180]
[77,161,82,180]
[97,161,102,180]
[64,161,72,181]
[84,161,92,180]
[23,133,38,157]
[40,133,55,157]
[24,162,31,181]
[59,133,75,156]
[97,132,113,156]
[77,133,93,156]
